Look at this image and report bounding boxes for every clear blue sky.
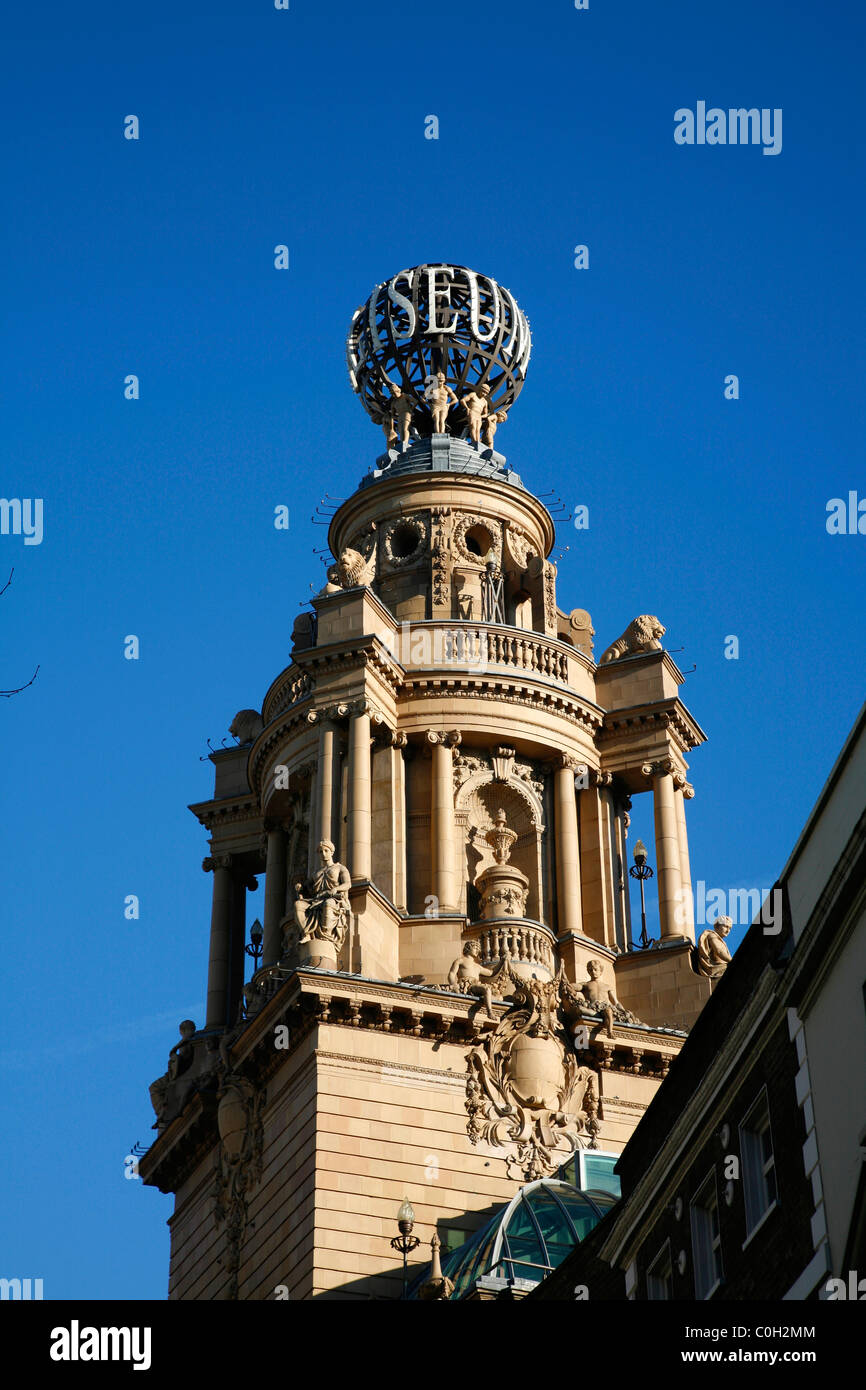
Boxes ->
[2,0,863,1300]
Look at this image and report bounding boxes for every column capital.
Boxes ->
[427,729,461,749]
[682,781,695,799]
[202,854,233,873]
[589,769,613,787]
[641,757,677,779]
[262,817,286,835]
[556,752,587,774]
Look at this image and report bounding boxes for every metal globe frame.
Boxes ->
[346,264,531,438]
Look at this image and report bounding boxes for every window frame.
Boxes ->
[739,1085,779,1241]
[689,1167,723,1300]
[646,1239,674,1301]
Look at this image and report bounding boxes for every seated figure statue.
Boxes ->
[447,940,502,1020]
[576,959,639,1039]
[149,1020,197,1125]
[292,839,352,965]
[696,915,733,978]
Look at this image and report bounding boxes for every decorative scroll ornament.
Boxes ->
[346,265,531,437]
[465,969,600,1182]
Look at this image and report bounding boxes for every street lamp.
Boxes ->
[245,918,263,971]
[629,840,655,950]
[390,1197,421,1298]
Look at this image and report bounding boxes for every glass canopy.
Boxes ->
[407,1179,618,1300]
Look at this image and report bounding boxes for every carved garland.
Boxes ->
[452,512,503,567]
[381,514,430,569]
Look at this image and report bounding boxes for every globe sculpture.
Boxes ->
[346,264,531,443]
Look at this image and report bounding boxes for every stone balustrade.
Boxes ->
[264,666,313,722]
[470,920,557,978]
[409,623,570,683]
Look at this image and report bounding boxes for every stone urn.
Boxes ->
[476,809,529,921]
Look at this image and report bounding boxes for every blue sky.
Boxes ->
[2,0,864,1299]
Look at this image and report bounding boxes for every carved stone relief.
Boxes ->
[465,971,599,1181]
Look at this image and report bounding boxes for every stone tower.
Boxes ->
[141,265,717,1300]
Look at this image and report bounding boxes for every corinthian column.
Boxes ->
[429,731,459,912]
[555,756,582,936]
[644,760,684,940]
[675,781,696,942]
[203,855,234,1028]
[262,823,287,966]
[348,704,372,881]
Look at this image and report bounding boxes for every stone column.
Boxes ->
[204,855,234,1029]
[429,731,459,912]
[613,791,633,951]
[349,704,372,881]
[645,760,684,940]
[262,823,287,966]
[317,718,338,848]
[555,756,582,936]
[675,780,696,942]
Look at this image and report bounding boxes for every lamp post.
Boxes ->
[390,1197,421,1298]
[245,917,263,972]
[628,840,654,950]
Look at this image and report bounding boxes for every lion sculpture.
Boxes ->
[599,615,666,665]
[326,547,376,590]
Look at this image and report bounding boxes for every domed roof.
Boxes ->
[407,1179,617,1300]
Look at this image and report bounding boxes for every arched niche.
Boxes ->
[455,771,546,923]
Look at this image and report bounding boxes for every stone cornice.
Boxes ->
[188,796,260,832]
[599,698,707,753]
[141,967,684,1195]
[403,676,604,733]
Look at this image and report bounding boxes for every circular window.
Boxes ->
[465,524,493,557]
[390,522,420,558]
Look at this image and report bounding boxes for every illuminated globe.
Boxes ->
[346,264,531,438]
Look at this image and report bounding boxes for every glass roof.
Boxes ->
[407,1179,617,1300]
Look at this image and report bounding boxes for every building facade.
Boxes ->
[532,703,866,1302]
[140,264,721,1299]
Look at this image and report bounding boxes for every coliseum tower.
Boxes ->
[141,265,717,1300]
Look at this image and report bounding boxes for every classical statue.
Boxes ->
[696,915,733,978]
[461,383,491,445]
[389,384,417,446]
[293,840,352,959]
[375,406,397,449]
[483,409,507,449]
[426,371,459,434]
[447,940,498,1019]
[573,959,639,1038]
[599,615,666,664]
[149,1020,197,1123]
